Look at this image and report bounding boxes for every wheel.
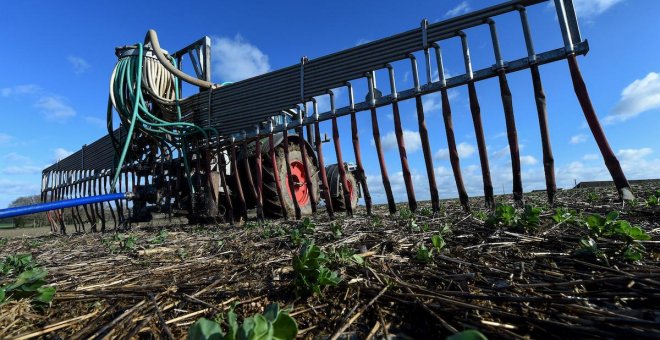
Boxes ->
[325,164,359,212]
[262,142,320,217]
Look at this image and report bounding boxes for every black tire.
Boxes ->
[326,164,359,212]
[262,143,320,218]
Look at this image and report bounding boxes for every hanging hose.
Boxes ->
[108,36,221,195]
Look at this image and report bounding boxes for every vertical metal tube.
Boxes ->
[567,54,633,199]
[296,107,318,214]
[241,134,259,208]
[104,171,117,230]
[230,137,247,220]
[254,127,265,220]
[282,122,302,219]
[488,20,523,203]
[409,56,440,213]
[386,66,417,212]
[329,90,354,216]
[433,44,470,210]
[518,7,557,203]
[312,100,334,218]
[269,121,288,219]
[460,32,494,208]
[368,73,396,214]
[346,83,372,215]
[218,148,234,223]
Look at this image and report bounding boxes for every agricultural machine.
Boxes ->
[0,0,635,234]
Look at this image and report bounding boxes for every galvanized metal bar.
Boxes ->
[329,90,353,216]
[410,56,440,213]
[387,65,416,212]
[433,43,470,210]
[218,148,234,222]
[368,73,396,214]
[346,83,372,215]
[282,123,302,219]
[489,20,523,203]
[567,54,634,200]
[460,32,494,208]
[311,101,334,218]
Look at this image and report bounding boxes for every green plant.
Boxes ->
[415,244,432,263]
[447,329,488,340]
[292,241,340,295]
[1,254,36,275]
[486,204,541,232]
[419,207,433,217]
[646,193,659,207]
[288,229,303,246]
[330,246,364,265]
[582,211,651,262]
[149,229,168,244]
[586,191,599,203]
[370,215,383,228]
[431,234,445,251]
[407,219,420,232]
[330,222,342,238]
[298,218,315,234]
[552,208,577,224]
[399,208,414,220]
[188,303,297,340]
[575,236,607,263]
[472,210,488,221]
[0,268,56,305]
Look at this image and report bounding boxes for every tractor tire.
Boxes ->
[325,164,359,212]
[262,143,320,218]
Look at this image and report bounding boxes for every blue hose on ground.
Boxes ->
[0,193,131,219]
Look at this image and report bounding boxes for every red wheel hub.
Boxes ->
[286,160,310,206]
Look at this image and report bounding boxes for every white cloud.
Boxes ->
[583,153,599,161]
[0,133,12,145]
[0,84,39,97]
[3,152,31,163]
[572,0,623,19]
[520,155,538,166]
[422,97,441,112]
[2,165,42,175]
[492,145,510,159]
[434,142,475,160]
[376,130,421,153]
[616,147,652,160]
[0,179,40,208]
[54,148,73,161]
[84,116,106,128]
[67,56,90,75]
[604,72,660,124]
[35,96,76,120]
[445,1,470,17]
[212,35,270,83]
[570,134,588,144]
[355,38,371,46]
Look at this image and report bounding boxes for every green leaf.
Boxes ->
[34,286,56,304]
[447,329,488,340]
[272,312,298,340]
[606,211,619,222]
[623,247,642,261]
[351,254,364,265]
[0,288,5,303]
[263,303,279,323]
[431,234,445,250]
[226,309,239,340]
[187,318,222,340]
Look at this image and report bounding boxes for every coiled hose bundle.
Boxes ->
[108,31,220,193]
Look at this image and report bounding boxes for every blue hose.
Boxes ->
[0,193,130,219]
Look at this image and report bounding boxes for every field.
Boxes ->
[0,183,658,339]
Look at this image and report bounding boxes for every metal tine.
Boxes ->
[42,172,55,233]
[296,106,318,214]
[459,31,495,209]
[253,126,265,221]
[518,6,556,204]
[70,171,80,233]
[553,0,633,200]
[488,19,524,204]
[80,171,92,231]
[385,65,416,212]
[329,90,353,216]
[88,170,99,232]
[311,99,334,218]
[103,170,117,230]
[230,136,248,221]
[432,43,470,211]
[367,72,396,214]
[282,119,302,219]
[117,169,125,223]
[241,132,259,216]
[345,82,372,215]
[269,119,288,219]
[57,171,66,234]
[125,169,132,223]
[410,47,440,213]
[218,146,234,223]
[95,172,107,232]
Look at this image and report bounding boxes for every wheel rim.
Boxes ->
[286,160,310,206]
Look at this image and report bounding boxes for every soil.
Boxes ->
[0,182,658,339]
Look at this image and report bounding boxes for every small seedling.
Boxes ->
[415,244,432,263]
[0,265,56,305]
[330,222,342,238]
[586,191,599,203]
[292,241,340,295]
[298,218,316,234]
[486,204,542,232]
[188,303,298,340]
[431,234,445,251]
[399,208,414,220]
[419,207,433,217]
[149,229,168,244]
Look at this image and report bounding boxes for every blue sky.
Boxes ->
[1,0,659,208]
